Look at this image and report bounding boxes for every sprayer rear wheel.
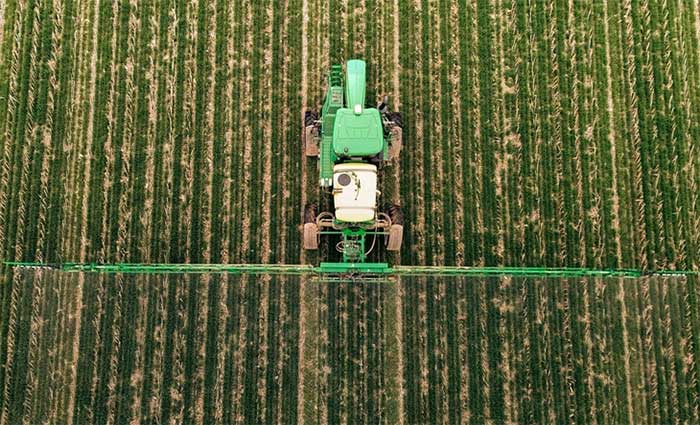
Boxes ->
[303,203,319,250]
[386,224,403,251]
[384,204,404,251]
[303,223,318,250]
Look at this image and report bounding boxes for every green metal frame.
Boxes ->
[319,65,343,187]
[318,227,389,262]
[4,261,697,279]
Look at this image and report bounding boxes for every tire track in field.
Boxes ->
[660,279,682,422]
[388,0,405,415]
[127,273,149,422]
[603,0,623,266]
[456,278,470,422]
[445,1,462,265]
[222,274,245,423]
[515,279,534,423]
[581,279,599,424]
[641,279,662,422]
[237,0,253,262]
[85,275,104,424]
[571,0,586,265]
[0,0,5,48]
[628,281,652,421]
[0,268,21,424]
[693,4,700,269]
[33,0,64,263]
[227,0,244,263]
[386,277,405,425]
[18,269,44,422]
[639,0,663,269]
[683,277,700,422]
[201,0,216,264]
[217,0,235,265]
[297,0,309,419]
[477,279,491,422]
[212,276,228,422]
[617,277,638,423]
[491,0,506,266]
[657,0,680,269]
[115,0,138,262]
[6,0,33,243]
[177,0,197,263]
[46,10,80,282]
[46,273,67,421]
[410,0,426,266]
[266,54,283,421]
[254,275,271,423]
[10,0,42,265]
[675,0,697,269]
[190,274,209,422]
[108,2,143,416]
[142,275,167,421]
[469,0,483,265]
[201,1,230,417]
[609,0,636,268]
[353,0,365,55]
[580,1,603,267]
[427,0,445,266]
[498,277,516,423]
[137,0,158,262]
[547,2,567,267]
[250,5,274,418]
[62,0,90,260]
[103,276,123,424]
[150,0,176,263]
[257,0,273,265]
[276,0,291,264]
[166,275,188,423]
[390,0,402,219]
[95,0,120,262]
[65,272,84,425]
[620,0,648,270]
[527,1,546,265]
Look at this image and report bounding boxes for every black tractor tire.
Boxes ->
[303,223,319,250]
[385,203,404,225]
[304,110,318,127]
[303,203,318,224]
[303,203,319,250]
[385,224,403,251]
[389,112,403,129]
[368,151,384,168]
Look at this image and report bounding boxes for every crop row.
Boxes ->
[0,269,301,424]
[1,0,700,424]
[399,274,700,424]
[2,268,699,423]
[1,0,699,269]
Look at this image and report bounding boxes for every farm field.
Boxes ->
[1,0,700,424]
[1,269,700,423]
[0,0,699,269]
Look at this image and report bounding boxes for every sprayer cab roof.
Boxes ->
[333,108,384,157]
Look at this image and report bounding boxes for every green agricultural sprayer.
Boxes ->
[4,59,696,280]
[302,59,404,272]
